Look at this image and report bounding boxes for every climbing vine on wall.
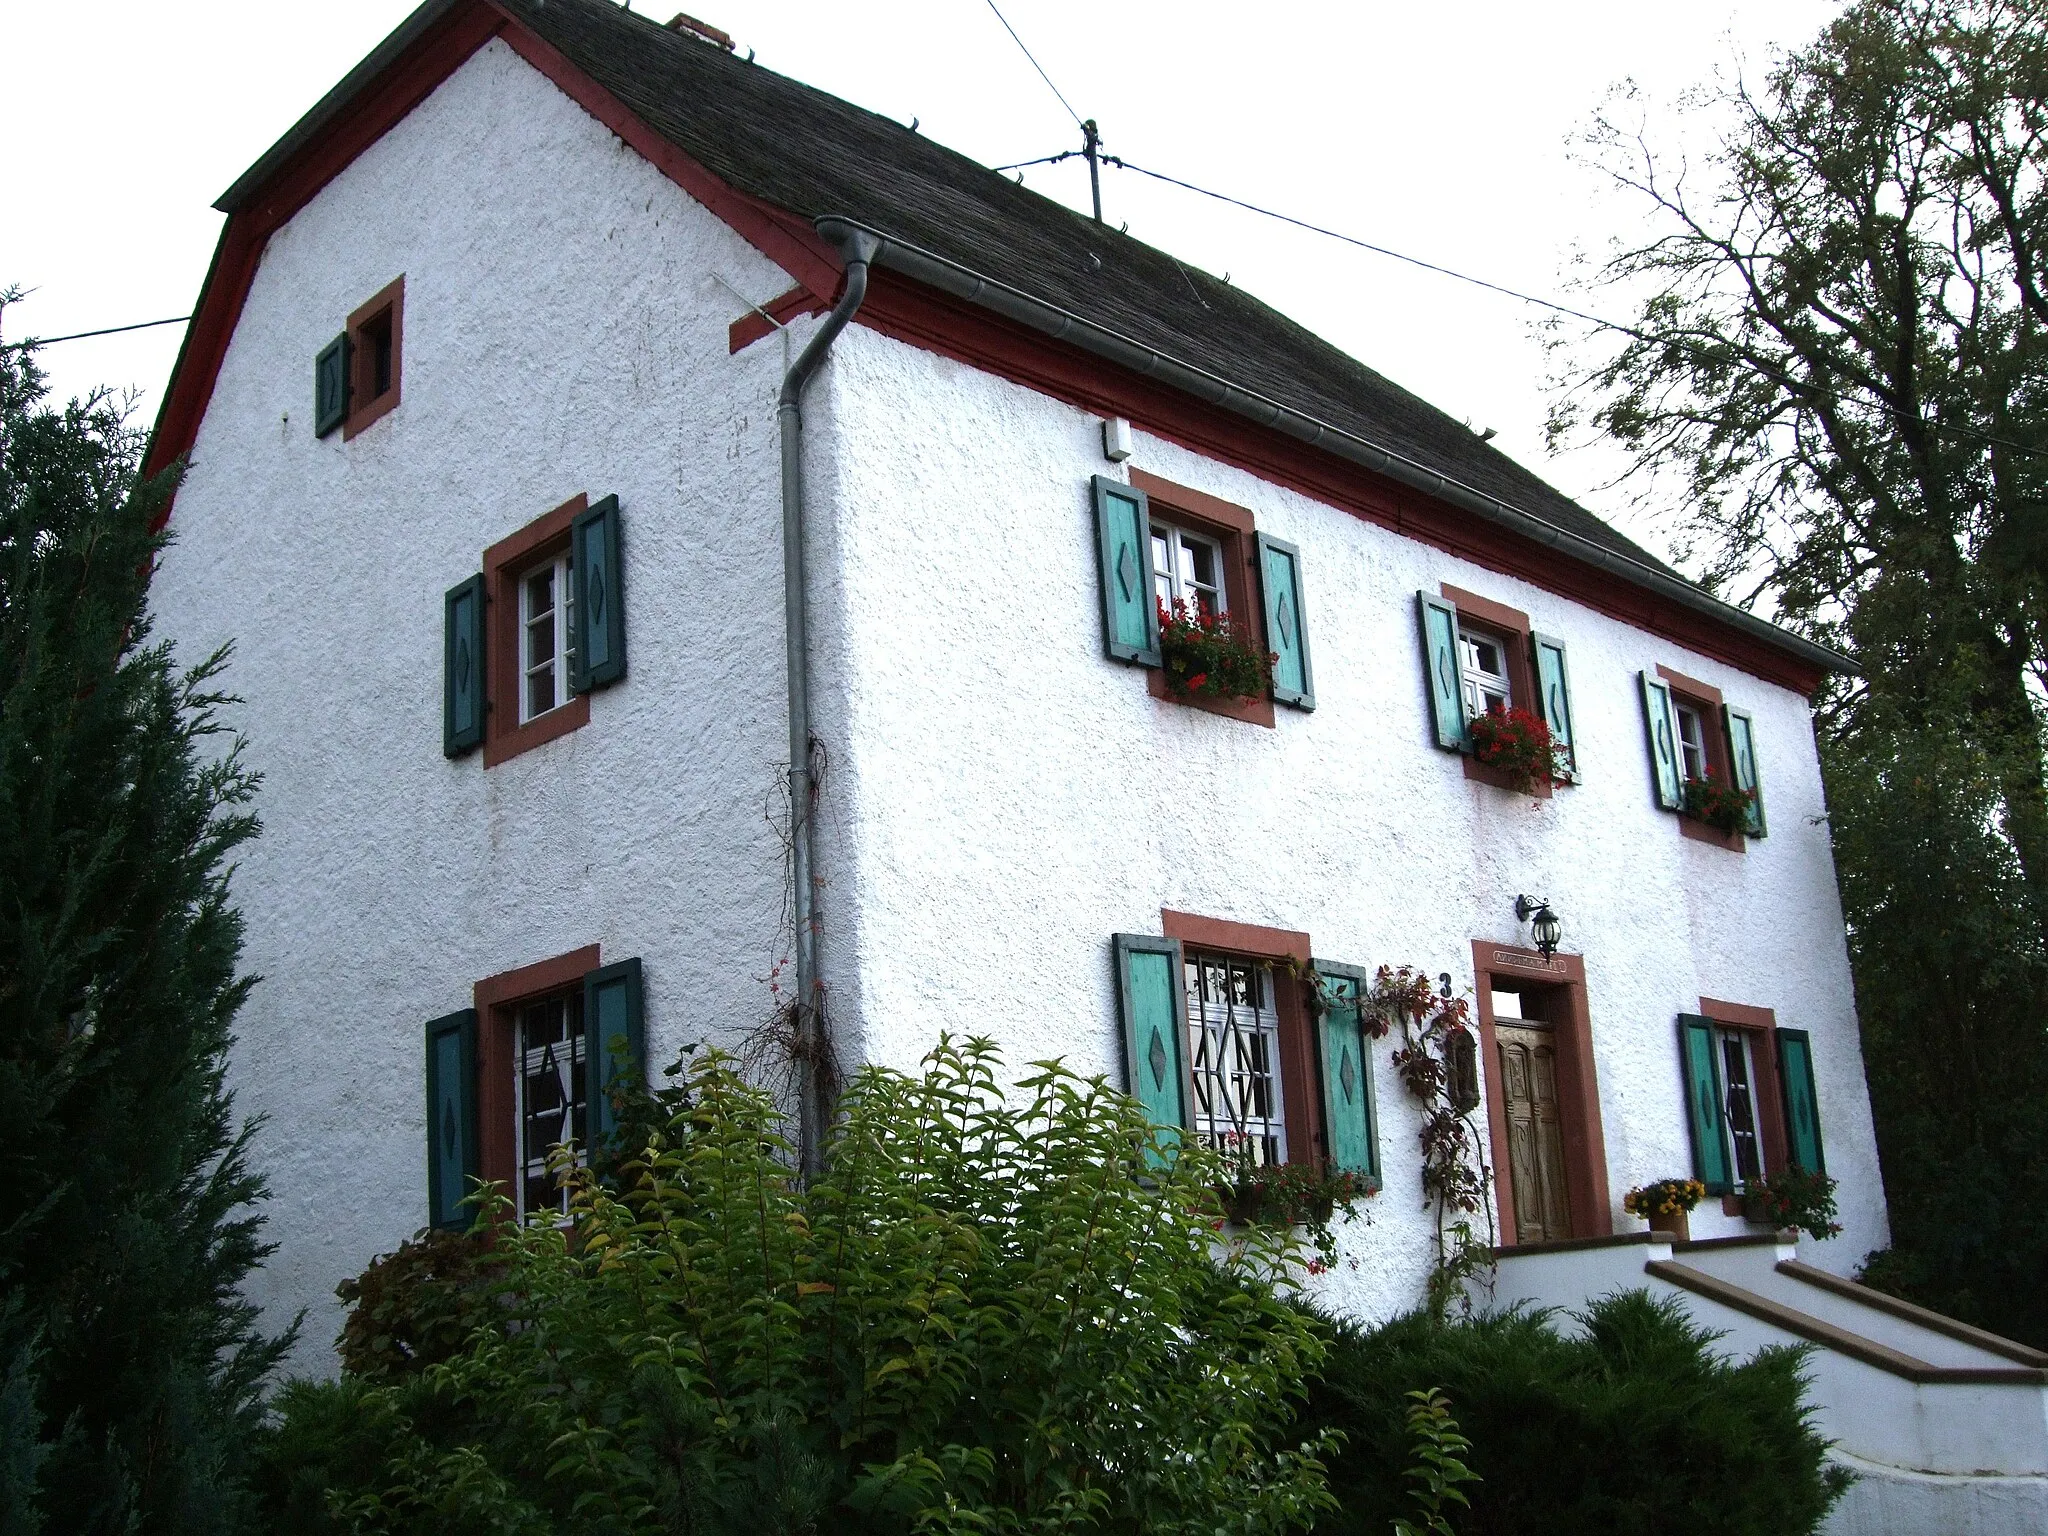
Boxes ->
[1365,966,1496,1317]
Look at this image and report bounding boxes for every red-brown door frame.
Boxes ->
[1472,940,1612,1243]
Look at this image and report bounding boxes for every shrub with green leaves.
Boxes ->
[260,1039,1336,1534]
[1301,1291,1849,1536]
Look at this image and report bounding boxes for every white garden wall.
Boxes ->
[809,322,1887,1322]
[151,39,808,1369]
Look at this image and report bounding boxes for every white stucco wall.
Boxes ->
[808,323,1888,1322]
[152,39,809,1367]
[157,31,1886,1361]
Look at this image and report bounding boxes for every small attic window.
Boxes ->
[343,276,404,440]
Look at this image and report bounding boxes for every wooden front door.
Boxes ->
[1497,1023,1572,1243]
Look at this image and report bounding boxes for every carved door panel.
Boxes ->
[1497,1023,1573,1243]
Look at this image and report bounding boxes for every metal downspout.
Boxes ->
[779,223,878,1180]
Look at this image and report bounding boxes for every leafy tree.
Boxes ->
[1301,1294,1848,1536]
[0,311,291,1532]
[259,1040,1337,1534]
[1547,0,2048,1344]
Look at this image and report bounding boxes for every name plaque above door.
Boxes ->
[1491,949,1566,974]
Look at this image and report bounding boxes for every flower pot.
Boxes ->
[1222,1186,1263,1226]
[1645,1207,1691,1243]
[1740,1192,1777,1226]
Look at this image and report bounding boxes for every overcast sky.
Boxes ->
[5,0,1842,559]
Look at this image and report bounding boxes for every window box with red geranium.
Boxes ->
[1157,599,1276,702]
[1468,705,1573,794]
[1683,771,1758,835]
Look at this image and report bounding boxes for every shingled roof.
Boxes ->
[492,0,1681,576]
[194,0,1848,678]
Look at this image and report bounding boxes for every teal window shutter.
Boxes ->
[1255,533,1315,710]
[314,333,351,437]
[1312,960,1380,1189]
[425,1009,479,1230]
[1640,673,1683,810]
[1417,592,1466,750]
[569,495,626,693]
[1092,477,1161,666]
[1532,631,1579,782]
[1113,933,1190,1162]
[1678,1014,1735,1193]
[583,957,645,1154]
[1724,705,1767,836]
[443,573,487,757]
[1775,1028,1825,1173]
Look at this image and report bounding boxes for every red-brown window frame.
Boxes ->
[1657,663,1743,852]
[481,493,592,768]
[1160,909,1325,1164]
[1441,582,1554,799]
[472,944,603,1204]
[1130,469,1276,729]
[1472,939,1612,1245]
[1698,996,1789,1212]
[342,275,404,441]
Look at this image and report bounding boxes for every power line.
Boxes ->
[0,315,190,350]
[1106,155,1617,331]
[1096,154,2048,463]
[979,0,1083,129]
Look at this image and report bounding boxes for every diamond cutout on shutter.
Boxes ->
[1339,1045,1357,1106]
[456,636,472,701]
[588,563,606,626]
[1147,1025,1169,1093]
[440,1098,457,1158]
[1117,542,1138,603]
[1278,590,1296,648]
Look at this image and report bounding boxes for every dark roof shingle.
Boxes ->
[498,0,1678,576]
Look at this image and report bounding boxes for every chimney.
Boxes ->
[665,13,736,50]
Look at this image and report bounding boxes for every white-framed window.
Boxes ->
[1152,522,1225,618]
[1675,701,1710,782]
[1459,626,1513,719]
[1184,953,1288,1166]
[519,552,575,723]
[515,992,586,1219]
[1714,1025,1767,1183]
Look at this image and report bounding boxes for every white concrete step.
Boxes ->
[1674,1235,2048,1373]
[1484,1232,2048,1486]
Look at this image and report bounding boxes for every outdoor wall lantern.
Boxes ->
[1514,894,1563,960]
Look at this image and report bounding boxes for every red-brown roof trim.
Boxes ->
[147,0,1838,694]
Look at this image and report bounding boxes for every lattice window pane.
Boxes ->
[516,992,587,1219]
[1718,1027,1766,1182]
[1184,954,1287,1165]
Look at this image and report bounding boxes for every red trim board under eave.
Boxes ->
[143,0,506,493]
[852,268,1825,695]
[143,0,842,504]
[489,16,842,299]
[144,0,1821,694]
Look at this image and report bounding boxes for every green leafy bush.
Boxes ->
[333,1226,499,1381]
[258,1039,1336,1534]
[1301,1291,1849,1536]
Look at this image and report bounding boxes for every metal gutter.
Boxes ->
[815,216,1854,679]
[780,223,879,1180]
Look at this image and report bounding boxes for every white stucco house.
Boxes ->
[145,0,2046,1526]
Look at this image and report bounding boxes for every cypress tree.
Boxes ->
[0,308,290,1533]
